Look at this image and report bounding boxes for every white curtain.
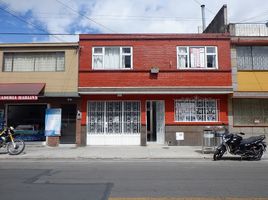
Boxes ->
[93,55,103,69]
[13,53,35,71]
[190,47,205,68]
[104,47,120,69]
[35,53,56,71]
[3,54,13,71]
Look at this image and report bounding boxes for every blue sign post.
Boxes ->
[45,108,62,136]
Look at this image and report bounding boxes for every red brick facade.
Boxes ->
[79,34,231,88]
[78,34,231,146]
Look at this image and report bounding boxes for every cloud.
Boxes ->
[1,0,268,42]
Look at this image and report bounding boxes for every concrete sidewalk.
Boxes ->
[0,144,267,160]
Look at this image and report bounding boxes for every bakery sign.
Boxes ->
[0,96,38,100]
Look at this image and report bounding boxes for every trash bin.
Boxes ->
[214,132,223,147]
[202,128,215,153]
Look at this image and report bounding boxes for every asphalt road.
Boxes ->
[0,159,268,200]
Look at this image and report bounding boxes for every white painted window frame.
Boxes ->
[174,98,219,122]
[92,46,133,70]
[177,46,218,69]
[87,100,141,135]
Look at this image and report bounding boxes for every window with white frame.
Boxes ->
[92,47,132,69]
[175,99,218,122]
[177,46,218,69]
[3,52,65,72]
[88,101,140,134]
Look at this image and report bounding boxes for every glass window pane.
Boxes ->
[35,53,56,71]
[207,55,216,68]
[252,46,268,70]
[104,47,120,69]
[178,47,187,54]
[207,47,216,53]
[175,99,217,122]
[190,47,205,68]
[13,53,35,71]
[94,48,102,54]
[3,53,13,72]
[93,55,103,69]
[237,46,253,70]
[178,55,188,68]
[122,47,131,54]
[56,52,65,71]
[122,55,131,68]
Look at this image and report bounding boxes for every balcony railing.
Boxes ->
[229,23,268,36]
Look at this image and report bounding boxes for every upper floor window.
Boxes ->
[237,46,268,70]
[177,46,218,69]
[3,52,65,72]
[92,47,132,70]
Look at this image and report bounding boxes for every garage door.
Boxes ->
[87,101,141,145]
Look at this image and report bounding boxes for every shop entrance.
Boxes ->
[146,101,165,144]
[60,104,76,144]
[7,104,47,141]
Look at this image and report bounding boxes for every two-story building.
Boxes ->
[79,34,232,146]
[205,5,268,139]
[0,43,80,146]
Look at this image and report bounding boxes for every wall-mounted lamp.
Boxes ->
[150,67,159,74]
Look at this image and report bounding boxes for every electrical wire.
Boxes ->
[191,0,216,16]
[54,0,116,33]
[0,1,66,42]
[0,32,78,35]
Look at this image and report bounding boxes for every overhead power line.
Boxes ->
[55,0,116,33]
[0,32,78,35]
[191,0,215,16]
[0,1,66,42]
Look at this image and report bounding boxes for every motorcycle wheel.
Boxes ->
[213,146,226,161]
[254,148,264,161]
[7,139,25,155]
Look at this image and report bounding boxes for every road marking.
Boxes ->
[110,198,268,200]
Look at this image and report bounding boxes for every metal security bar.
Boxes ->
[175,99,218,122]
[88,101,141,135]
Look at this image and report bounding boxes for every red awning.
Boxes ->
[0,83,45,95]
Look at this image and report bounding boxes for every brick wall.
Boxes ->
[81,94,229,126]
[79,34,231,87]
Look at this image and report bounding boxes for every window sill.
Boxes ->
[173,121,224,125]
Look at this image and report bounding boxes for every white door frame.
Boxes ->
[146,100,165,144]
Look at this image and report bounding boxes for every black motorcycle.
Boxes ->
[0,126,25,155]
[213,129,266,161]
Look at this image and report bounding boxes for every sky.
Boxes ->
[0,0,267,43]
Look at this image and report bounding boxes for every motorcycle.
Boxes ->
[0,125,25,155]
[213,129,266,161]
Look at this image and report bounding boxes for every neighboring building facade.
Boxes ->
[79,34,232,146]
[205,5,268,139]
[0,43,81,146]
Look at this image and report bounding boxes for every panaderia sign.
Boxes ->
[0,96,38,100]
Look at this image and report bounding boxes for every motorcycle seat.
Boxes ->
[240,135,265,145]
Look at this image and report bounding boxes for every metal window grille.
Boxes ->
[175,99,218,122]
[88,101,140,135]
[237,46,268,70]
[233,99,268,126]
